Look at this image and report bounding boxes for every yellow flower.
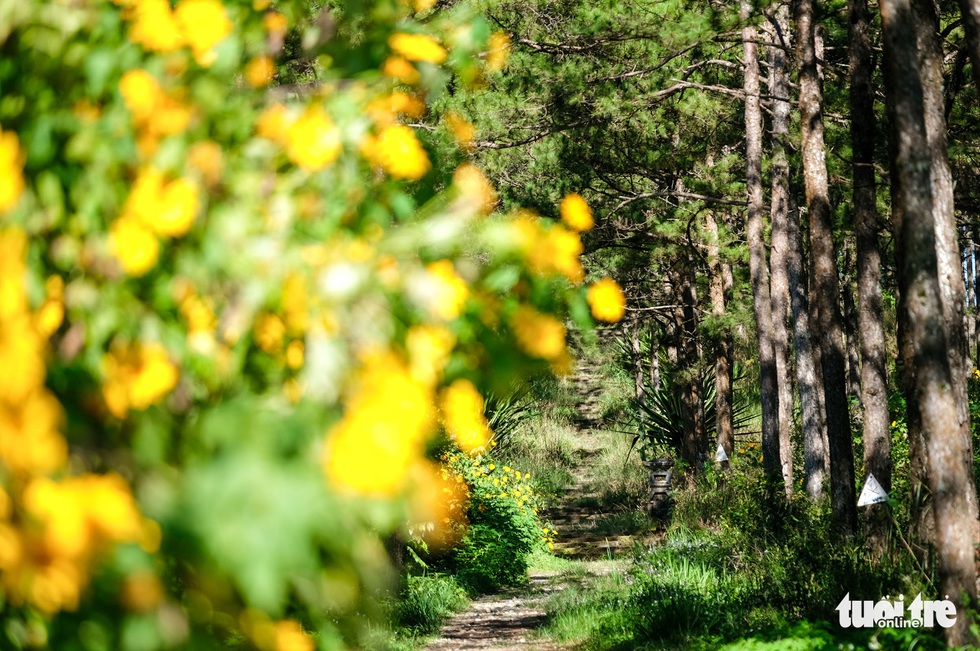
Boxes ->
[587,277,626,323]
[0,127,25,214]
[286,107,342,171]
[188,140,224,186]
[374,124,430,180]
[262,11,288,36]
[285,340,304,370]
[452,163,497,214]
[445,112,475,149]
[0,228,28,320]
[174,0,232,67]
[323,351,434,495]
[560,193,594,232]
[424,260,468,320]
[440,379,492,452]
[512,217,584,283]
[102,342,179,418]
[382,56,420,84]
[282,273,309,335]
[109,219,159,276]
[274,620,314,651]
[486,32,510,72]
[256,103,290,143]
[254,313,286,354]
[0,389,68,476]
[121,169,199,238]
[127,0,183,53]
[407,324,455,386]
[411,0,438,11]
[119,69,163,123]
[511,306,566,361]
[246,55,276,88]
[389,32,447,64]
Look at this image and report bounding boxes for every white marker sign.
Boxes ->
[857,473,889,507]
[715,444,729,463]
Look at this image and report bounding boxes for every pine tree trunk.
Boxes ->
[914,0,980,560]
[768,1,795,495]
[743,0,783,487]
[842,253,862,403]
[849,0,892,555]
[881,0,979,642]
[632,312,646,407]
[957,0,980,89]
[707,211,735,469]
[795,0,857,532]
[789,198,829,499]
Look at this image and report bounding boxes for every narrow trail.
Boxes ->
[424,422,658,651]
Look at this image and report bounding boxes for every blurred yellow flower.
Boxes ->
[286,107,342,171]
[366,92,426,125]
[453,163,497,214]
[246,55,276,88]
[440,379,492,453]
[389,32,447,64]
[445,112,475,149]
[121,169,199,238]
[0,228,28,319]
[120,570,163,613]
[0,389,67,476]
[263,11,288,36]
[560,193,594,232]
[511,306,566,361]
[35,276,64,338]
[587,277,626,323]
[127,0,183,53]
[382,56,420,84]
[324,351,434,495]
[515,218,584,283]
[102,342,178,418]
[119,69,163,122]
[174,0,232,67]
[407,324,455,386]
[0,127,25,214]
[424,260,469,320]
[255,313,286,354]
[486,31,510,72]
[274,620,315,651]
[282,273,309,335]
[257,103,291,143]
[285,340,304,370]
[375,124,430,179]
[109,219,159,276]
[188,140,224,186]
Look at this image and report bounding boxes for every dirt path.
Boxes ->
[423,572,566,651]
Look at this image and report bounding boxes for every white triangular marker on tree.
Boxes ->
[715,444,729,463]
[857,473,889,506]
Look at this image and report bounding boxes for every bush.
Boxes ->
[395,574,468,635]
[437,449,549,593]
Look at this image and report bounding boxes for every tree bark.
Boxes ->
[881,0,979,642]
[768,1,795,495]
[957,0,980,90]
[743,0,783,487]
[914,0,980,566]
[789,198,829,499]
[707,211,735,469]
[795,0,857,532]
[849,0,892,555]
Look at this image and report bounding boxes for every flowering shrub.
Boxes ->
[0,0,624,648]
[435,449,551,592]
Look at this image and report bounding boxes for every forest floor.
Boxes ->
[423,428,657,650]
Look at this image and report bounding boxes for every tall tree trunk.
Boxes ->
[650,322,661,392]
[789,198,829,499]
[914,0,980,564]
[632,312,646,407]
[849,0,892,555]
[768,1,795,494]
[842,251,863,404]
[743,0,783,487]
[881,0,979,643]
[707,211,735,469]
[673,261,706,474]
[795,0,857,532]
[957,0,980,89]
